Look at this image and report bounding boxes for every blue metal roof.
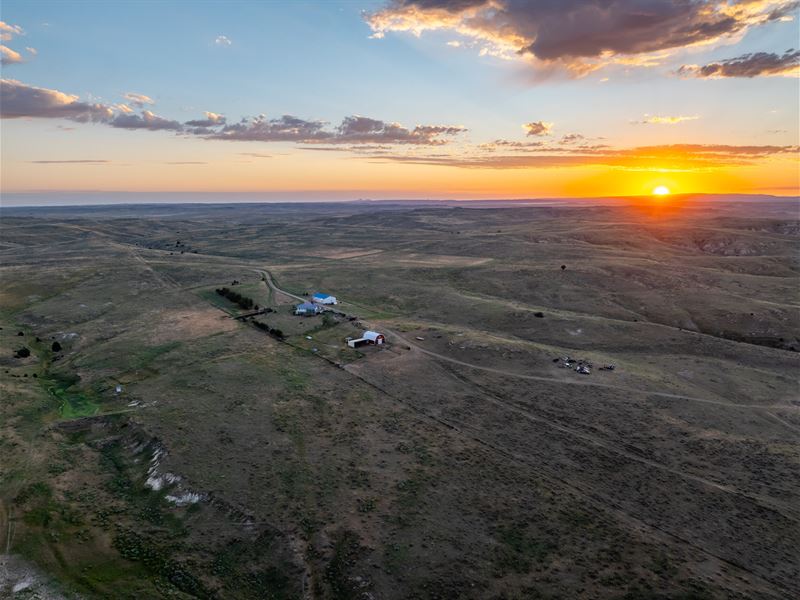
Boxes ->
[312,293,329,299]
[297,302,317,310]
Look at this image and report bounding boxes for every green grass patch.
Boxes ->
[197,288,239,313]
[40,371,101,419]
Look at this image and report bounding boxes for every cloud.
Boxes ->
[0,79,184,134]
[0,21,23,42]
[238,152,272,158]
[185,111,227,127]
[0,22,30,65]
[479,139,546,151]
[28,159,109,164]
[209,114,330,142]
[215,35,232,46]
[298,144,395,154]
[123,92,155,107]
[365,142,798,170]
[206,114,464,145]
[109,110,183,131]
[0,79,113,121]
[333,115,465,144]
[365,1,800,76]
[632,114,701,125]
[1,79,462,148]
[0,45,22,65]
[560,133,585,144]
[523,121,553,136]
[678,49,800,78]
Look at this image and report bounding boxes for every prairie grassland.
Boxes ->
[1,200,798,599]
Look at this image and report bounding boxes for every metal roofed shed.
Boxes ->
[362,331,385,344]
[312,293,337,305]
[347,330,386,348]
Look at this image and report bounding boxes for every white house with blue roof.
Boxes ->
[312,292,337,305]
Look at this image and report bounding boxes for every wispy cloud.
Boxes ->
[28,159,110,164]
[123,92,155,107]
[0,21,23,42]
[678,49,800,78]
[632,114,700,125]
[215,35,232,46]
[0,45,23,65]
[0,21,29,65]
[365,1,799,76]
[362,143,798,171]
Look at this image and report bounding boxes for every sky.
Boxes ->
[1,0,799,204]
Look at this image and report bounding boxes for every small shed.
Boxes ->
[312,293,337,305]
[363,331,385,345]
[295,302,320,316]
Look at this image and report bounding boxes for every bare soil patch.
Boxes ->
[149,308,238,344]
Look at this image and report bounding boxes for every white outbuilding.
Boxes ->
[312,293,337,305]
[347,330,386,348]
[362,331,385,344]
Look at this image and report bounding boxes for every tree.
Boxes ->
[15,347,30,358]
[52,341,62,352]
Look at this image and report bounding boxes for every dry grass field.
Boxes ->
[1,198,798,599]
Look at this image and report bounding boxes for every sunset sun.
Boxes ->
[653,185,671,196]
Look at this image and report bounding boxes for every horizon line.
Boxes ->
[2,192,799,209]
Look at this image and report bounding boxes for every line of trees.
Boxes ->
[252,321,284,339]
[215,287,257,311]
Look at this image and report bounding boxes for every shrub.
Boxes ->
[15,347,31,359]
[51,341,62,352]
